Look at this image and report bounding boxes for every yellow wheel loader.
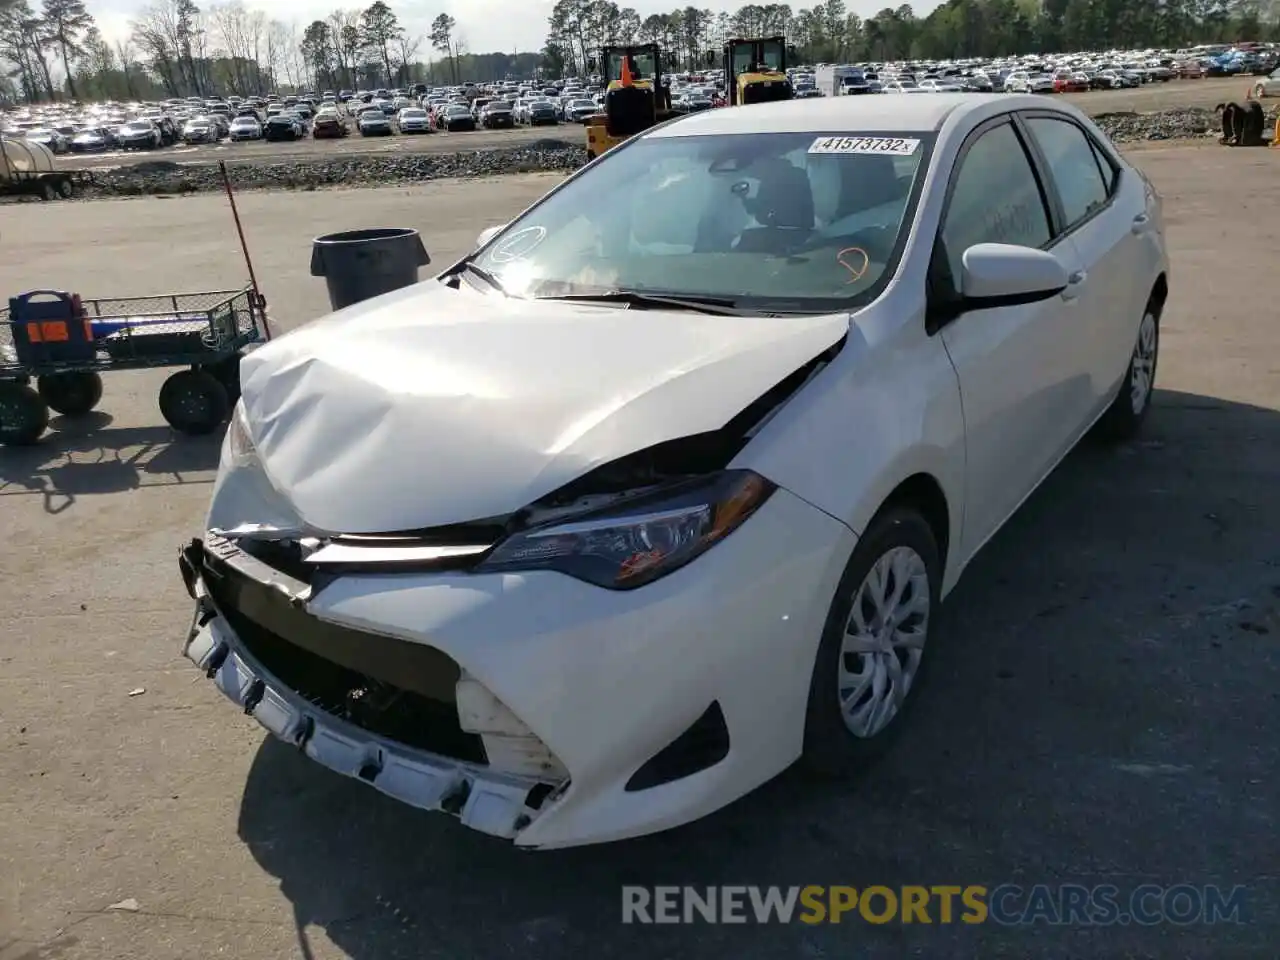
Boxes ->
[719,36,794,106]
[583,44,675,160]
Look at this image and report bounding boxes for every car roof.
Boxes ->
[646,93,1056,138]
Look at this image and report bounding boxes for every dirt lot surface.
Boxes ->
[53,77,1260,171]
[1,146,1278,959]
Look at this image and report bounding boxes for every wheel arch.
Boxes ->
[1149,273,1168,314]
[874,472,951,573]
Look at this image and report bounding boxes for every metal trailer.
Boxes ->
[0,137,96,201]
[0,287,268,445]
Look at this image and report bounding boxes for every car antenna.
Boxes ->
[218,159,272,340]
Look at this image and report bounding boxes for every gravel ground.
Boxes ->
[26,77,1276,199]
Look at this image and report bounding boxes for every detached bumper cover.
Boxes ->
[179,544,554,840]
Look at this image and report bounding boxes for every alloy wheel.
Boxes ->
[838,545,931,739]
[1130,311,1158,415]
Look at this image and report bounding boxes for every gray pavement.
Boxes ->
[0,150,1277,959]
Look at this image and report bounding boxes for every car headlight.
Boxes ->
[476,470,775,590]
[226,400,255,464]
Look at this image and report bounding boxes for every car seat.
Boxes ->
[732,161,815,255]
[822,154,906,227]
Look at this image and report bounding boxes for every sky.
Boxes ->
[87,0,937,58]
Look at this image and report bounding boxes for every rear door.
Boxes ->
[1017,112,1145,411]
[931,117,1090,558]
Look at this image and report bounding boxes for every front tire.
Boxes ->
[801,507,942,777]
[1095,300,1160,441]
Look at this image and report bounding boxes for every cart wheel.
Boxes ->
[202,353,242,404]
[56,177,74,199]
[0,381,50,445]
[38,371,103,417]
[159,370,229,435]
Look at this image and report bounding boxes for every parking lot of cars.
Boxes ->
[0,81,610,160]
[5,41,1272,169]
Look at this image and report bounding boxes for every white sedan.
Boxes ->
[179,94,1169,849]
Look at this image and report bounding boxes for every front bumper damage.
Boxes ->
[178,539,564,842]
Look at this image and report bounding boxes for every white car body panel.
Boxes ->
[234,283,848,533]
[298,487,853,847]
[186,93,1170,848]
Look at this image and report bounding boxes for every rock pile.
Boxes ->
[1095,104,1278,142]
[86,140,589,197]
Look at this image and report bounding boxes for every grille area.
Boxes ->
[203,543,487,764]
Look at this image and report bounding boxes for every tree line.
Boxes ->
[0,0,544,104]
[3,0,1279,105]
[544,0,1280,75]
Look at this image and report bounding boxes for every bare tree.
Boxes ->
[114,36,138,97]
[395,31,421,84]
[284,20,304,90]
[209,0,254,93]
[327,7,358,87]
[265,18,290,90]
[247,8,265,90]
[131,0,200,96]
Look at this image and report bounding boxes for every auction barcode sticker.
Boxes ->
[808,136,920,155]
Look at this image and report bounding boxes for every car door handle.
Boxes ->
[1061,270,1087,301]
[1131,213,1151,234]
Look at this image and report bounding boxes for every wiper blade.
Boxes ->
[451,259,508,295]
[537,290,747,315]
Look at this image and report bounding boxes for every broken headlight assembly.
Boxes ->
[477,470,776,589]
[226,400,255,464]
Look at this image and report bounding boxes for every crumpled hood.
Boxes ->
[237,282,847,534]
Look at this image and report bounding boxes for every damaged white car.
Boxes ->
[179,94,1169,848]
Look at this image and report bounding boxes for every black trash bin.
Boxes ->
[310,228,431,311]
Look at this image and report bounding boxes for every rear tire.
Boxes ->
[0,382,50,445]
[38,371,103,416]
[801,507,942,777]
[56,177,74,199]
[39,180,56,201]
[159,370,229,435]
[1094,298,1161,441]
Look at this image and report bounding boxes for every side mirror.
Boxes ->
[476,224,505,248]
[959,243,1068,307]
[587,57,598,72]
[706,49,717,66]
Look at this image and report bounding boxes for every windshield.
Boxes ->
[606,48,657,82]
[402,109,426,117]
[125,121,151,130]
[488,101,512,110]
[471,130,930,313]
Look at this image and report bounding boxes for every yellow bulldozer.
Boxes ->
[719,36,794,106]
[583,44,675,160]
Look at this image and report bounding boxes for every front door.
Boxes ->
[933,118,1090,559]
